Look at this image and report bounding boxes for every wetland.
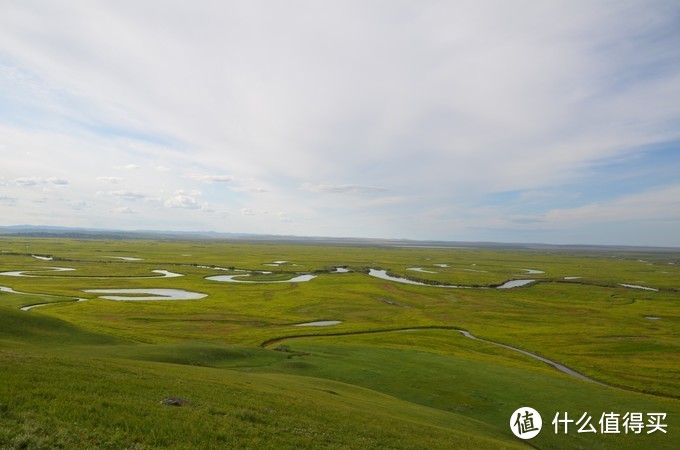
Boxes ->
[1,237,677,449]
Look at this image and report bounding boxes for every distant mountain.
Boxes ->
[0,225,454,246]
[0,225,244,241]
[0,225,677,251]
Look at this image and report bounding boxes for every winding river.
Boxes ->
[1,285,88,311]
[1,285,48,295]
[456,330,604,385]
[261,327,606,386]
[368,269,534,289]
[368,269,470,288]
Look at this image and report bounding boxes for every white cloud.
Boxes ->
[97,176,123,184]
[542,185,680,226]
[46,177,68,185]
[190,174,234,183]
[70,201,91,211]
[0,196,17,205]
[165,193,201,209]
[231,186,268,194]
[302,183,387,195]
[277,212,293,223]
[103,190,148,201]
[14,177,41,187]
[13,177,68,187]
[461,184,680,238]
[117,164,140,170]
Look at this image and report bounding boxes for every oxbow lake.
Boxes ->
[83,289,207,301]
[206,274,317,283]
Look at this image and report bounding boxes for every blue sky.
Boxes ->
[1,1,679,246]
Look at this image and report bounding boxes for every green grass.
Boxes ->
[1,348,520,449]
[254,331,678,449]
[0,237,678,448]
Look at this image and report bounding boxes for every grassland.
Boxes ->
[0,237,678,448]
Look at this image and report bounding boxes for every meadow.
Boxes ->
[0,237,678,449]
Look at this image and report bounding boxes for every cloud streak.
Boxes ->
[100,190,151,202]
[190,174,234,183]
[301,183,387,195]
[13,177,69,187]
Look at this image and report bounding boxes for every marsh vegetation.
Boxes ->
[0,237,677,449]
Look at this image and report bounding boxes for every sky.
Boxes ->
[1,1,679,246]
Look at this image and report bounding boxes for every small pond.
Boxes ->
[497,279,535,289]
[294,320,342,327]
[32,255,53,261]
